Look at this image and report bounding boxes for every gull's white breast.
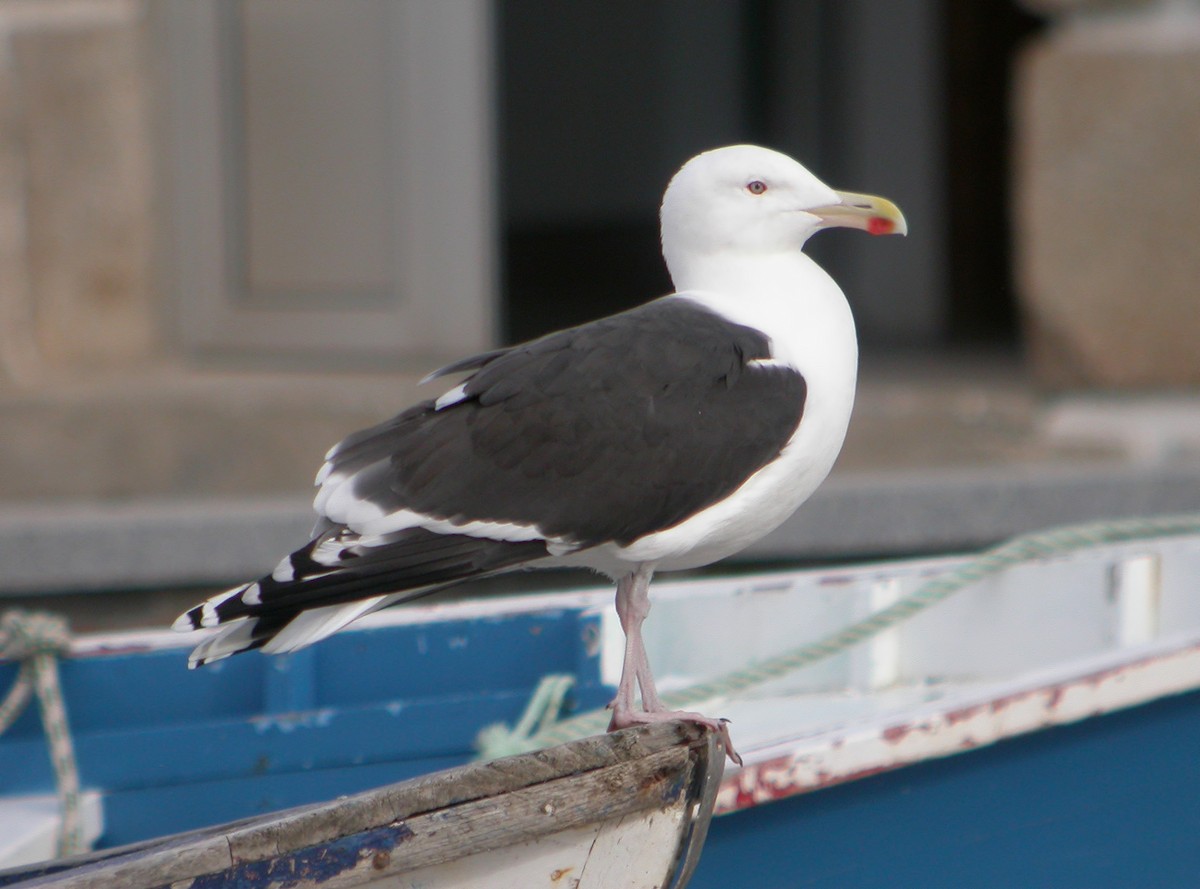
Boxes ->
[576,252,859,574]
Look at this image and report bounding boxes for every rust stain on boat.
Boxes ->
[716,640,1200,815]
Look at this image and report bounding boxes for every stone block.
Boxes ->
[1014,12,1200,387]
[0,1,158,380]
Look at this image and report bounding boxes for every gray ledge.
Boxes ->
[4,462,1200,596]
[752,461,1200,561]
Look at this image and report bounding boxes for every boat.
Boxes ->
[0,721,721,889]
[2,514,1198,887]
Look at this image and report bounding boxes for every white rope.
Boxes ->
[0,610,84,857]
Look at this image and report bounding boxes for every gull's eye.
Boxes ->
[746,180,767,195]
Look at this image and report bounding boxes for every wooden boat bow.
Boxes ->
[0,720,725,889]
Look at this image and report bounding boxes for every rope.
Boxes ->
[0,610,84,857]
[475,674,575,761]
[476,512,1200,758]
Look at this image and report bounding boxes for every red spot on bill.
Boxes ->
[867,216,895,236]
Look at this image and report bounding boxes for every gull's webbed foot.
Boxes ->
[608,704,742,766]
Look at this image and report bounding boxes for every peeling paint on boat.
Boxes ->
[251,708,336,735]
[716,637,1200,813]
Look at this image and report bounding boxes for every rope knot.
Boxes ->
[0,610,71,662]
[475,674,576,762]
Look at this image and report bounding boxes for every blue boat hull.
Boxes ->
[695,690,1200,889]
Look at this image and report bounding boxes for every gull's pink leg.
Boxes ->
[608,571,645,720]
[607,565,742,765]
[609,565,661,710]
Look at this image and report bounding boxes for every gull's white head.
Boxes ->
[660,144,906,279]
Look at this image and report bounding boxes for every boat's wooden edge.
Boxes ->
[665,727,725,889]
[1,721,721,888]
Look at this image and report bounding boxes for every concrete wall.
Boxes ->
[1014,0,1200,387]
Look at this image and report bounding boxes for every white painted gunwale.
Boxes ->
[72,532,1200,816]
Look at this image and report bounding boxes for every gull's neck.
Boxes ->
[667,248,858,378]
[668,249,842,311]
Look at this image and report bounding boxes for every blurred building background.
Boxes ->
[1,0,1199,628]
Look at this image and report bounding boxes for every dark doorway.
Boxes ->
[498,0,1041,350]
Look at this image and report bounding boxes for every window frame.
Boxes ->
[156,0,497,367]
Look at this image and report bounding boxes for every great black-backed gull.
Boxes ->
[174,144,906,762]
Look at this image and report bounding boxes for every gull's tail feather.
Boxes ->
[175,527,549,667]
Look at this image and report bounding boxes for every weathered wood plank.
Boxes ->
[221,721,704,861]
[2,835,234,889]
[3,722,720,889]
[207,745,693,889]
[382,806,691,889]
